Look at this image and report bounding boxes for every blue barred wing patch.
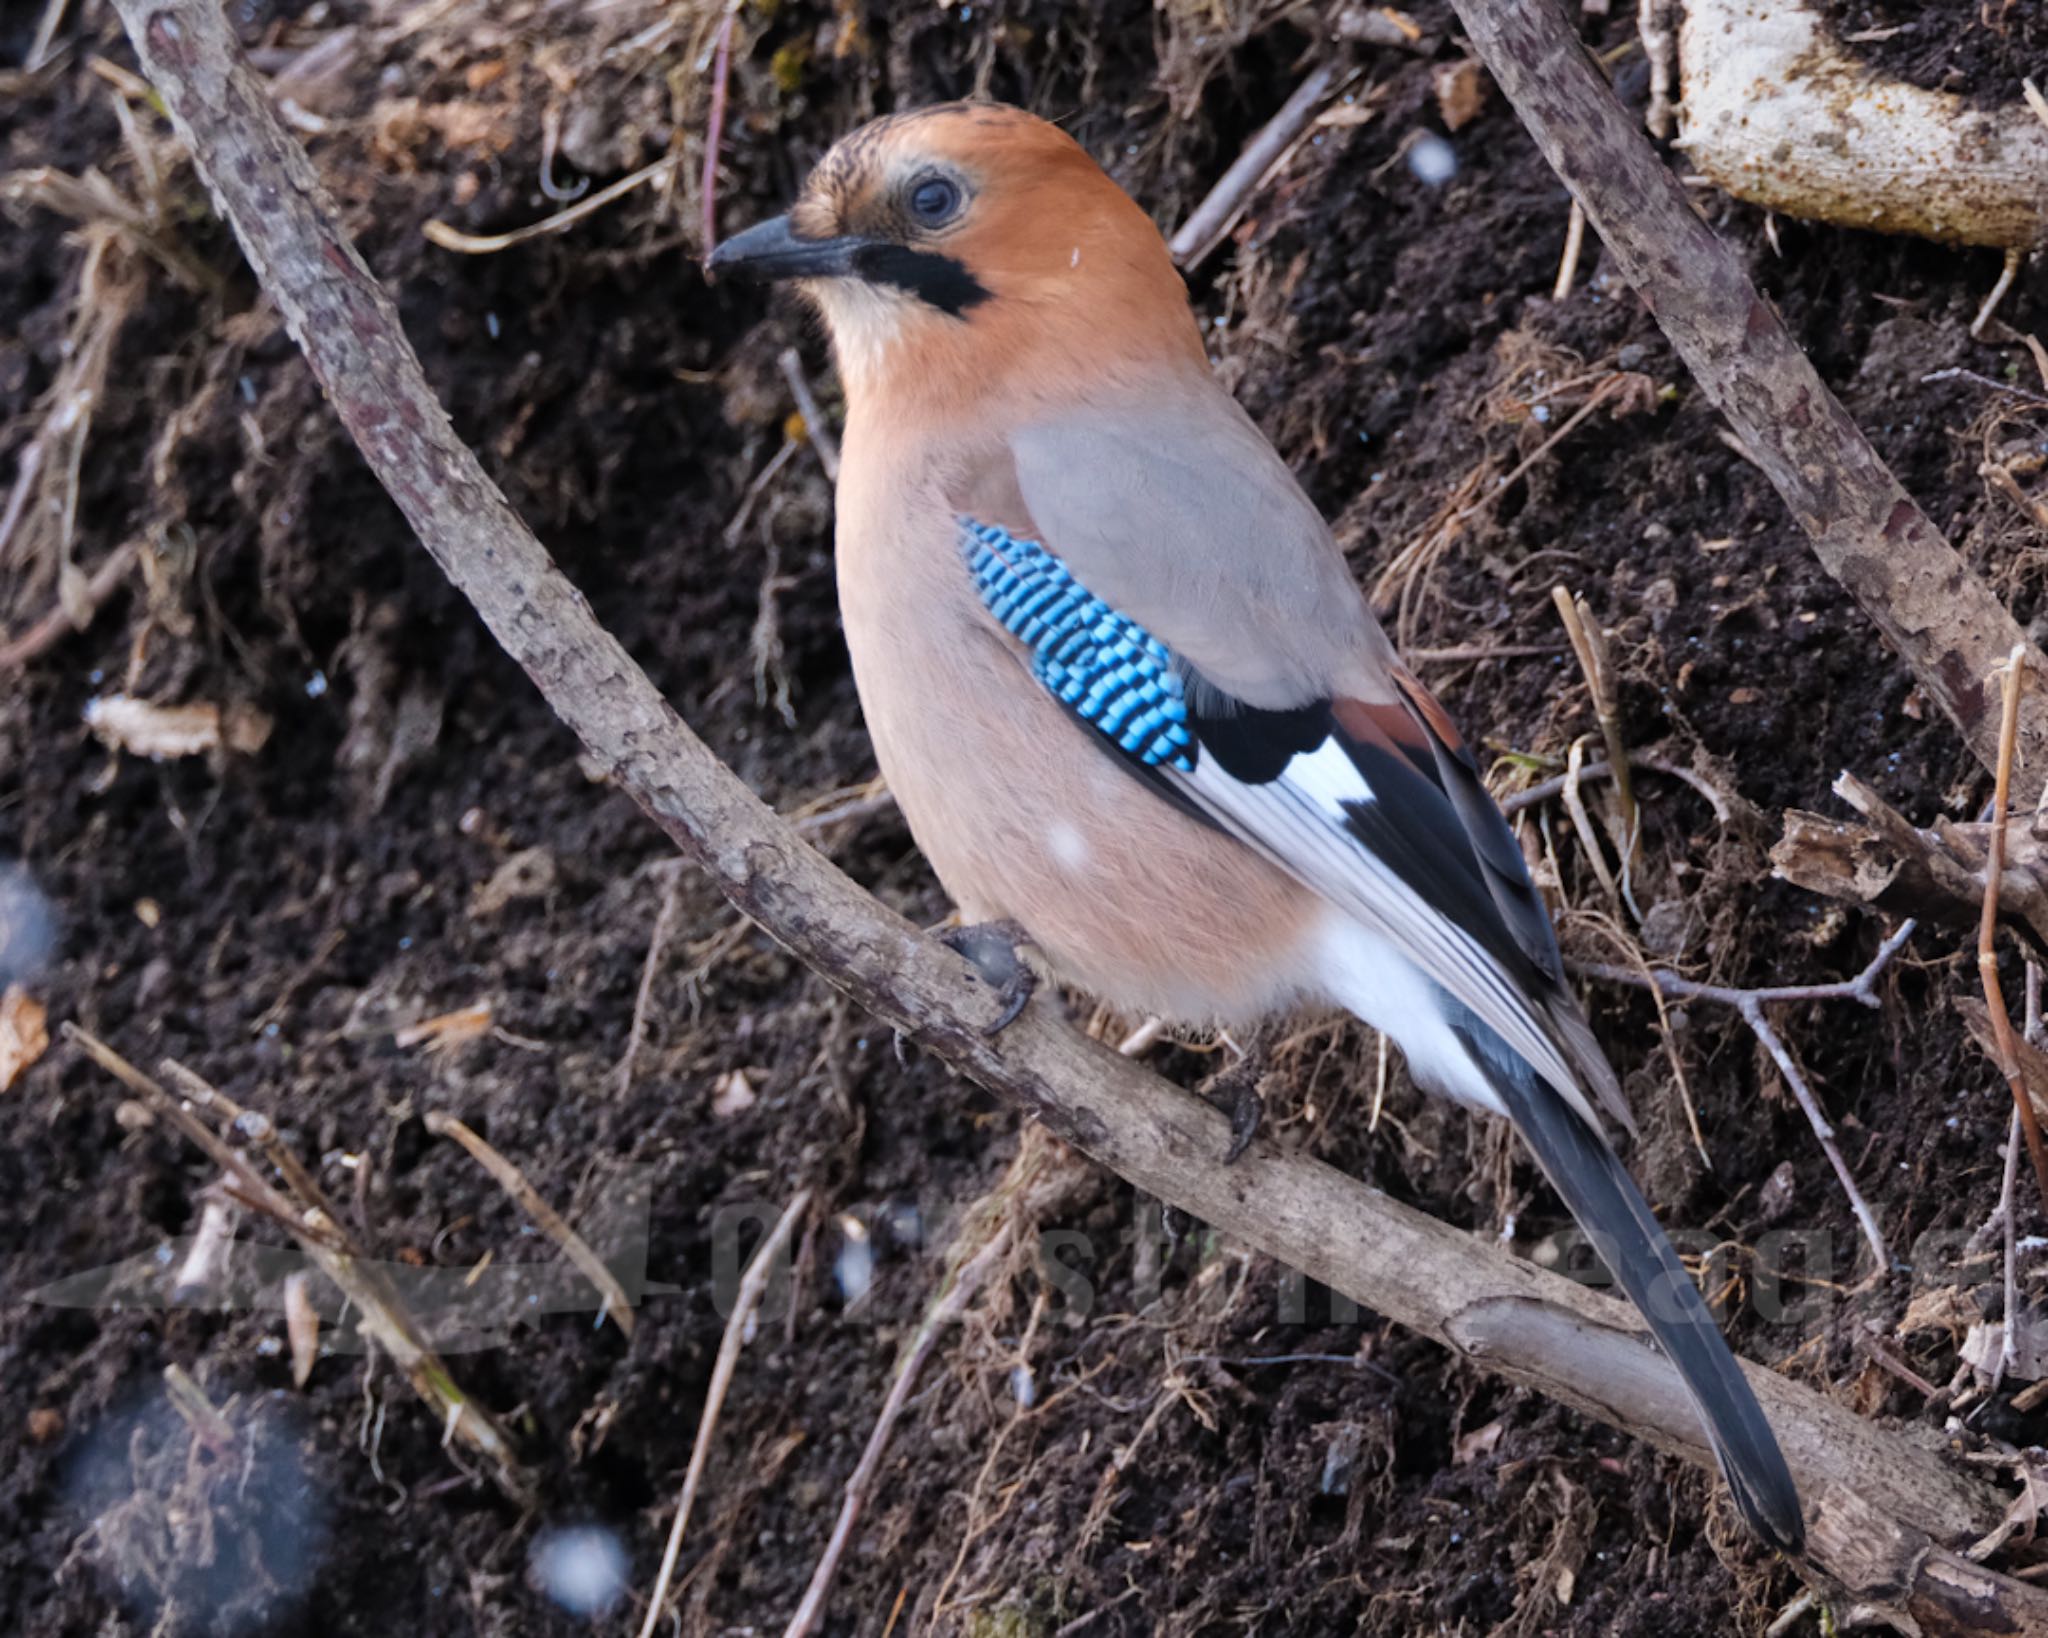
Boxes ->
[960,518,1195,771]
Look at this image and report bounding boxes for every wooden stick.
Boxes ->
[613,858,685,1096]
[1971,248,2026,340]
[108,1,2047,1617]
[1996,963,2042,1387]
[1447,0,2048,805]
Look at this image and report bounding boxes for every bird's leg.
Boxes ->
[1197,1029,1271,1164]
[939,918,1038,1035]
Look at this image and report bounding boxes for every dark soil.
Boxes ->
[1821,0,2048,101]
[3,2,2046,1635]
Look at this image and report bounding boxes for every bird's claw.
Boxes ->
[1220,1084,1264,1163]
[1198,1045,1269,1164]
[940,918,1037,1036]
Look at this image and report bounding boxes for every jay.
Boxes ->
[709,103,1803,1554]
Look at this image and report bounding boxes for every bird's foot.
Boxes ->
[939,918,1038,1036]
[1197,1039,1269,1164]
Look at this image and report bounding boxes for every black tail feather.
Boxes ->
[1459,1025,1805,1554]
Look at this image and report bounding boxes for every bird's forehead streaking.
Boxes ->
[792,101,1084,241]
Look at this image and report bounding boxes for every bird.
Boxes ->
[708,101,1804,1554]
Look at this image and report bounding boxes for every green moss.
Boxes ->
[770,40,811,95]
[964,1607,1050,1638]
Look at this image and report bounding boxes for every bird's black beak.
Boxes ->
[706,214,872,283]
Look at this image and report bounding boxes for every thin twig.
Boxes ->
[421,1110,636,1337]
[1553,198,1587,300]
[26,0,72,70]
[776,346,839,481]
[422,154,678,255]
[724,438,798,546]
[783,1222,1013,1637]
[782,775,895,841]
[638,1188,810,1638]
[1860,1332,1940,1400]
[1407,641,1565,663]
[1972,249,2027,341]
[1575,919,1918,1268]
[0,433,45,564]
[159,1057,343,1223]
[1168,62,1346,269]
[1921,367,2048,409]
[1373,376,1626,640]
[1552,586,1640,873]
[1572,918,1915,1011]
[68,1029,292,1223]
[0,539,139,671]
[1997,964,2041,1387]
[1576,909,1709,1166]
[1561,735,1624,908]
[1491,379,1626,500]
[1765,1590,1816,1638]
[698,8,736,263]
[1985,461,2048,533]
[615,858,686,1095]
[1502,753,1734,824]
[1977,645,2048,1216]
[1736,998,1889,1270]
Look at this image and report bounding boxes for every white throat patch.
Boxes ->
[808,279,918,392]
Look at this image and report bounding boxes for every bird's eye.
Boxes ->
[907,175,961,226]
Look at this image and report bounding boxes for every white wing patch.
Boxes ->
[1273,736,1376,811]
[1169,746,1607,1133]
[1312,914,1507,1117]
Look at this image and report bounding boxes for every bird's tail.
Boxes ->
[1455,1021,1805,1554]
